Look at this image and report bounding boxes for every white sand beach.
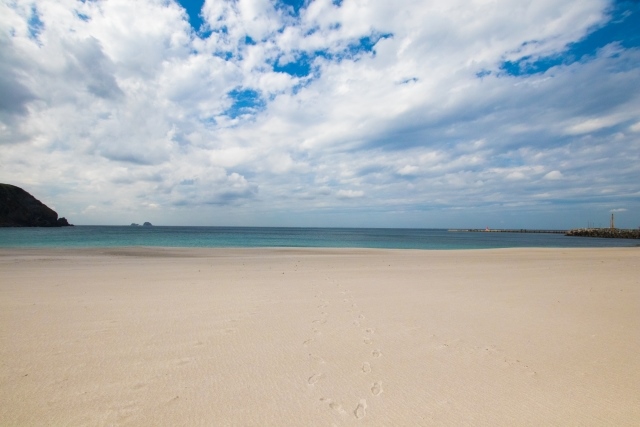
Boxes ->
[1,247,638,426]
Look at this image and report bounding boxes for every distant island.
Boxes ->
[0,183,72,227]
[130,222,153,227]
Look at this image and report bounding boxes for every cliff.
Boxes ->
[0,183,73,227]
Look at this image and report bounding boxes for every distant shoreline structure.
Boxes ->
[448,229,566,234]
[565,228,640,239]
[449,228,640,239]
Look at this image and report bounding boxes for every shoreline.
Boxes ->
[1,247,638,425]
[1,244,638,255]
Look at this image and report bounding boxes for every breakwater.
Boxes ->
[565,228,640,239]
[448,229,566,234]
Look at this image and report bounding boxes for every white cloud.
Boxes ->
[0,0,638,228]
[506,171,526,181]
[397,165,419,176]
[543,171,564,180]
[337,189,364,199]
[564,114,625,135]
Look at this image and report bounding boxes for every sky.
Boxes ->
[0,0,639,229]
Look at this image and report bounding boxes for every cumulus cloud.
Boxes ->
[543,171,564,181]
[337,189,365,199]
[397,165,419,176]
[0,0,638,228]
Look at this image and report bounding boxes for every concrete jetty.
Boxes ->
[448,229,566,234]
[448,228,639,239]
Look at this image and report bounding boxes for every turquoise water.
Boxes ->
[0,226,636,249]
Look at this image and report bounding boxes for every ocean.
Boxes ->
[0,226,636,249]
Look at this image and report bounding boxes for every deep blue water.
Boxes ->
[0,226,636,249]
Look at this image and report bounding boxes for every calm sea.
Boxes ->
[0,226,636,250]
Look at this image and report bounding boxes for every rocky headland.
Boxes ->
[0,183,73,227]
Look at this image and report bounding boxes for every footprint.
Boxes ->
[320,397,346,414]
[309,354,326,365]
[308,373,323,385]
[354,399,367,419]
[365,328,375,334]
[330,401,345,414]
[131,382,147,391]
[362,362,371,373]
[372,349,382,358]
[371,382,383,396]
[363,337,373,345]
[359,314,366,319]
[353,320,360,327]
[303,338,314,346]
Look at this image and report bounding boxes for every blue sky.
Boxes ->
[0,0,639,228]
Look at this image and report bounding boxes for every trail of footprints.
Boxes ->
[306,280,384,421]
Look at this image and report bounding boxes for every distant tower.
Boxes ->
[610,213,615,229]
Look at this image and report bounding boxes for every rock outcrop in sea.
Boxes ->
[566,228,640,239]
[0,183,73,227]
